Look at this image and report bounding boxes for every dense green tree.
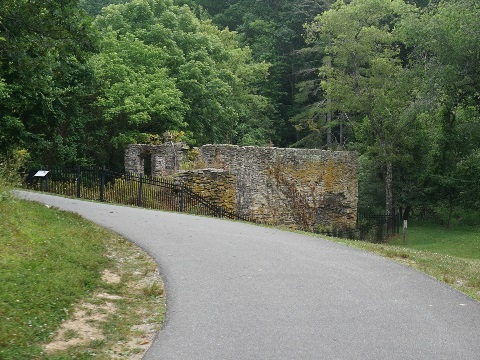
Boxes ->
[0,0,97,166]
[80,0,128,16]
[176,0,333,146]
[2,0,478,220]
[398,0,480,222]
[306,0,421,215]
[90,30,187,150]
[91,0,273,155]
[81,0,336,147]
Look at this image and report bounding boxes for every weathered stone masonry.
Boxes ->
[125,143,358,231]
[177,169,237,213]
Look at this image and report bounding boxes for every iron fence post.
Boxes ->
[39,166,45,192]
[138,174,144,207]
[25,166,250,228]
[397,211,401,234]
[45,165,49,192]
[100,167,105,202]
[76,166,81,198]
[180,181,184,212]
[41,175,48,192]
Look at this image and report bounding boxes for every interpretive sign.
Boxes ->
[34,170,49,177]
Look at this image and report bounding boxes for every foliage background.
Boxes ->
[1,0,479,221]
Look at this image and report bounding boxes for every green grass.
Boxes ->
[389,221,480,259]
[0,197,110,359]
[0,193,165,359]
[41,234,166,360]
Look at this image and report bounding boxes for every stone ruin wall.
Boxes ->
[125,143,358,231]
[124,143,188,175]
[176,169,237,213]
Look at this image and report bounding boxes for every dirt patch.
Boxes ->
[102,269,122,284]
[44,298,116,353]
[42,237,165,359]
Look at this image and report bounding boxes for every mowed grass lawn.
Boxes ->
[391,222,480,259]
[0,198,111,358]
[1,192,166,360]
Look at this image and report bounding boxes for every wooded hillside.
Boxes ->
[1,0,479,222]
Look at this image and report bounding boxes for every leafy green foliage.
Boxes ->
[79,0,128,16]
[1,0,479,218]
[0,149,29,201]
[305,0,421,213]
[297,0,480,218]
[91,0,273,148]
[0,0,98,166]
[177,0,334,146]
[397,0,480,220]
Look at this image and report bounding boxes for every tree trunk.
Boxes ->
[326,112,332,147]
[326,57,332,148]
[339,116,344,146]
[385,160,393,216]
[385,160,394,234]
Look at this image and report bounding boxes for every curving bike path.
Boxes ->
[17,191,480,359]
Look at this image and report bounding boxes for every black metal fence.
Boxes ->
[315,209,401,242]
[356,209,402,242]
[24,166,400,243]
[25,166,250,222]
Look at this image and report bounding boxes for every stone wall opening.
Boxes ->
[141,151,152,176]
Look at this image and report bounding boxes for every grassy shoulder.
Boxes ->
[0,197,165,360]
[389,221,480,259]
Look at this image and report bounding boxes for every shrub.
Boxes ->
[0,149,29,201]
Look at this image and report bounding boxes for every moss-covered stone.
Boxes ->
[125,144,358,231]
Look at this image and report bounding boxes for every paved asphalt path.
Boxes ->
[16,191,480,359]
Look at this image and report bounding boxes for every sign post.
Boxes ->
[402,206,411,245]
[34,170,50,192]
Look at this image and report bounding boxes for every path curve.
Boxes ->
[17,191,480,359]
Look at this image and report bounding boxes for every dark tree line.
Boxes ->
[1,0,479,223]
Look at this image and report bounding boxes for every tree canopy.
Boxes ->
[0,0,97,165]
[91,0,273,150]
[1,0,479,222]
[305,0,421,215]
